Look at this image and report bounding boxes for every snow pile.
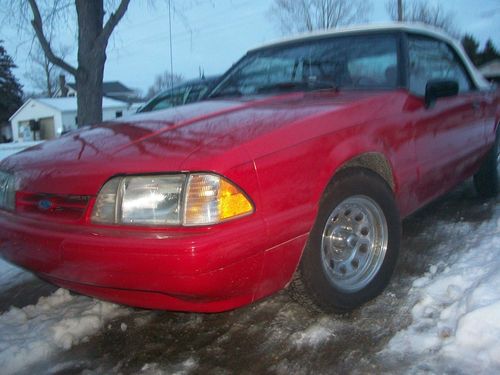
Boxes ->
[0,141,42,161]
[0,288,129,375]
[385,203,500,374]
[0,258,34,292]
[139,358,198,375]
[291,316,335,347]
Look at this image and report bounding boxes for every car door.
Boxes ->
[407,35,486,204]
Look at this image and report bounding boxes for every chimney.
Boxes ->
[59,75,68,97]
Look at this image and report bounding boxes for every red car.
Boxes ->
[0,25,498,313]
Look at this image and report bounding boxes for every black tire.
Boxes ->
[474,127,500,198]
[289,168,401,313]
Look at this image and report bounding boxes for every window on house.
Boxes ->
[116,111,123,118]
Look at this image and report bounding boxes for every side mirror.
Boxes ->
[425,79,459,108]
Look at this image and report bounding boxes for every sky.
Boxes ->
[1,0,499,96]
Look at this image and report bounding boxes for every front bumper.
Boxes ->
[0,211,306,312]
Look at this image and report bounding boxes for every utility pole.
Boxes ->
[397,0,403,22]
[168,0,174,96]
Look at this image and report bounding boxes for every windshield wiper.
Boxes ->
[209,89,243,99]
[306,79,340,91]
[256,80,339,94]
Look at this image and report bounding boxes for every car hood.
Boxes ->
[1,91,392,195]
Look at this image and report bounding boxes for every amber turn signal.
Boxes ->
[183,174,254,226]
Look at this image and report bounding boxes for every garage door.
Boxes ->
[39,117,55,140]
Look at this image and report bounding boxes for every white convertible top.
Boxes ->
[251,23,490,91]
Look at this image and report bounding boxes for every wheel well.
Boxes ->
[337,153,395,191]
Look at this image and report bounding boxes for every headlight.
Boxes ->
[92,174,185,225]
[0,171,16,211]
[91,173,254,226]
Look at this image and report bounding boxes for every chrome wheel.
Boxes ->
[321,195,388,293]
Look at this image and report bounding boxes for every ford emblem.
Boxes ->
[38,199,53,211]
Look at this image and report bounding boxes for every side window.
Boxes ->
[185,84,208,103]
[348,51,398,88]
[408,36,473,96]
[150,88,186,111]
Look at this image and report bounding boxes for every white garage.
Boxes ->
[9,97,129,142]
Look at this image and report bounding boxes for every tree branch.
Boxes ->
[27,0,77,77]
[96,0,131,48]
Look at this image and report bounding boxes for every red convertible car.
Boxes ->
[0,24,498,313]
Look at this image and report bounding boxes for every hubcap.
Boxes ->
[321,195,388,293]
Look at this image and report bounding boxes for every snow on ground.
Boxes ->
[291,316,336,347]
[0,143,133,374]
[0,288,130,375]
[0,258,34,292]
[138,359,198,375]
[0,141,43,161]
[383,202,500,374]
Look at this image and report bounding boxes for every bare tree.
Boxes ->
[6,0,132,127]
[25,41,71,97]
[386,0,457,36]
[2,1,202,126]
[146,71,184,99]
[397,0,403,22]
[269,0,372,35]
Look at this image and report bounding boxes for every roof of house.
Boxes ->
[37,97,128,112]
[66,81,134,94]
[9,97,128,121]
[479,59,500,77]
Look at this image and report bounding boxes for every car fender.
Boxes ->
[311,130,398,213]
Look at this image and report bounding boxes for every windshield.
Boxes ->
[139,78,218,113]
[210,34,399,98]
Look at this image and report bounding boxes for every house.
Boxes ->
[479,59,500,84]
[9,97,129,142]
[54,76,141,103]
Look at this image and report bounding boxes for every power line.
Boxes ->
[122,0,264,32]
[114,0,267,47]
[122,9,263,47]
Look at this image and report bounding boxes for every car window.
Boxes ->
[222,56,306,95]
[348,49,398,88]
[211,34,399,97]
[408,36,473,96]
[143,87,187,112]
[139,78,219,113]
[185,84,209,103]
